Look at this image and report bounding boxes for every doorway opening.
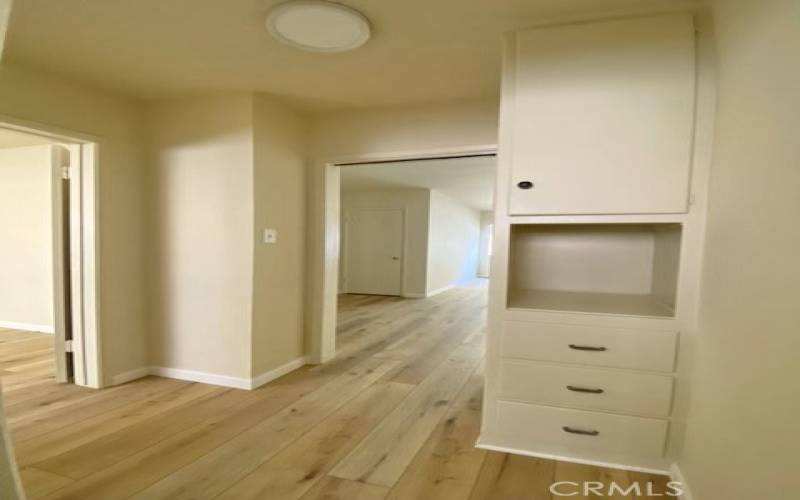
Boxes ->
[312,147,497,363]
[0,120,101,389]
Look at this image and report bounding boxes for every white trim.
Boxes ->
[113,358,309,390]
[80,143,102,388]
[149,366,251,390]
[0,116,103,389]
[313,145,498,365]
[66,143,86,386]
[0,321,54,334]
[425,284,454,297]
[403,284,455,299]
[111,366,150,386]
[474,440,670,475]
[670,463,694,500]
[249,356,309,389]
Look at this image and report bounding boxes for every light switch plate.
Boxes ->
[263,228,277,244]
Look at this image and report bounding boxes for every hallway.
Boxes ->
[2,287,668,499]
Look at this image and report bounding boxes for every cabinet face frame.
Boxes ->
[479,12,717,472]
[507,14,697,216]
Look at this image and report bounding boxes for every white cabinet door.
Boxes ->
[508,15,696,215]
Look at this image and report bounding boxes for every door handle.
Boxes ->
[391,256,400,260]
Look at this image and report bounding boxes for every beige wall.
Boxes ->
[0,145,53,330]
[251,94,308,376]
[677,1,800,499]
[427,190,481,293]
[0,63,147,383]
[477,211,493,278]
[341,188,430,297]
[309,100,499,159]
[145,95,255,379]
[145,93,309,380]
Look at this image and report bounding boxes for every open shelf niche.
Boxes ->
[507,223,682,317]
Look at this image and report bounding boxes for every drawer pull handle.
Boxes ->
[562,426,600,436]
[568,344,607,352]
[566,385,604,394]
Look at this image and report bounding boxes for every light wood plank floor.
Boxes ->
[1,285,669,499]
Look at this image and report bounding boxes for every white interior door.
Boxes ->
[345,208,403,296]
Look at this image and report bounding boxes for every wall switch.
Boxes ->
[263,228,277,244]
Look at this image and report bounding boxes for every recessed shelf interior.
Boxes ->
[507,223,682,317]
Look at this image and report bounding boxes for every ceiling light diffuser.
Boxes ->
[265,1,371,53]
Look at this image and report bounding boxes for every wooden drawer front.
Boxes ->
[502,321,677,372]
[495,401,668,457]
[499,361,674,417]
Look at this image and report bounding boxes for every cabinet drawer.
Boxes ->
[495,401,668,457]
[499,361,674,417]
[502,321,677,372]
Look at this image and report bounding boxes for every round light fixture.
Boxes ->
[266,1,371,53]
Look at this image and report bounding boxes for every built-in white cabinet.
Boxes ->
[508,15,696,215]
[481,12,711,474]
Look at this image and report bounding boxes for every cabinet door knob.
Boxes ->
[568,344,607,352]
[562,426,600,436]
[516,180,534,189]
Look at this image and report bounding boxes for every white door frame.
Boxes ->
[342,207,406,296]
[0,114,103,388]
[310,144,497,364]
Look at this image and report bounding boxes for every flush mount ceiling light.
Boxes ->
[266,1,371,53]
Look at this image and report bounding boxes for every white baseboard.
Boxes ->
[149,366,252,390]
[112,357,308,390]
[404,284,455,299]
[111,366,150,386]
[670,463,694,500]
[475,438,670,475]
[0,320,54,334]
[426,285,454,297]
[249,356,308,389]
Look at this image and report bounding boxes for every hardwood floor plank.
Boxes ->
[301,476,389,500]
[35,387,250,478]
[128,356,402,500]
[19,467,73,499]
[16,379,211,467]
[216,381,414,500]
[9,377,179,443]
[329,342,482,487]
[469,452,556,500]
[386,365,486,500]
[35,370,362,499]
[629,471,672,499]
[551,461,633,500]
